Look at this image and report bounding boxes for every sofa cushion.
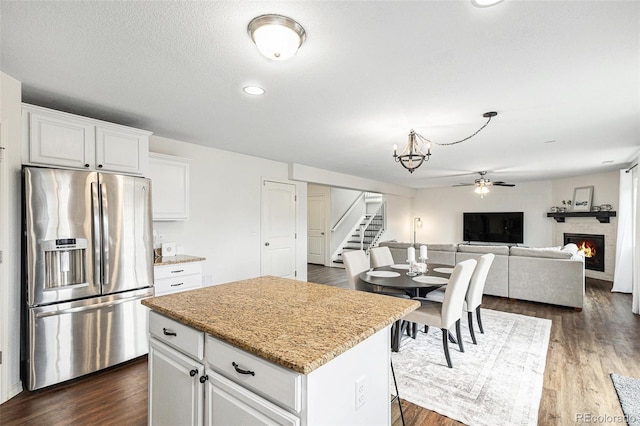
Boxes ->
[379,241,412,249]
[426,244,457,252]
[510,246,573,259]
[457,244,510,255]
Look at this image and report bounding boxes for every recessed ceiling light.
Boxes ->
[471,0,505,7]
[602,160,614,164]
[543,140,557,144]
[243,86,265,95]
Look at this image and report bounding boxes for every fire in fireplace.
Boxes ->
[564,233,605,272]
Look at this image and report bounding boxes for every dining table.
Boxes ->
[359,262,454,351]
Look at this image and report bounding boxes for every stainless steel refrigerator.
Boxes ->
[22,166,154,391]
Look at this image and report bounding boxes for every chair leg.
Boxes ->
[476,306,484,334]
[390,359,405,426]
[468,311,477,344]
[455,319,464,353]
[441,328,453,368]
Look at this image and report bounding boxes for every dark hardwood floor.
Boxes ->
[1,264,638,426]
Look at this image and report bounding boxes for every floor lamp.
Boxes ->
[413,217,422,246]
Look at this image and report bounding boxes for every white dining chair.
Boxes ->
[422,253,494,344]
[342,250,409,298]
[402,259,476,368]
[370,246,395,268]
[342,250,374,292]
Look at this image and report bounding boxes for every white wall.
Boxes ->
[329,187,363,255]
[402,171,622,280]
[0,72,24,402]
[412,181,554,247]
[150,136,307,284]
[382,193,412,243]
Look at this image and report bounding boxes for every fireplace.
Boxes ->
[564,233,605,272]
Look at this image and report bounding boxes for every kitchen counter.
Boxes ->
[142,275,418,374]
[153,253,205,266]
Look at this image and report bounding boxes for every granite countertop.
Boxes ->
[154,254,206,266]
[142,276,419,374]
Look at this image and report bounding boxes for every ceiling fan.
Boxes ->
[453,171,515,197]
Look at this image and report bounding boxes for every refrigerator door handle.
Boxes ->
[91,181,102,287]
[33,291,152,319]
[100,182,110,285]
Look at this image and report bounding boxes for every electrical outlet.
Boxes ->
[355,376,366,410]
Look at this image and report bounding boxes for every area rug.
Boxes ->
[391,308,551,426]
[610,373,640,425]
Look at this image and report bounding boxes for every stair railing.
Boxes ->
[360,201,386,254]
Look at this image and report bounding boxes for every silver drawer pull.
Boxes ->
[171,269,184,273]
[170,282,184,287]
[232,362,255,376]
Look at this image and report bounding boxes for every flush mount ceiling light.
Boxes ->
[393,111,498,173]
[471,0,505,7]
[248,14,306,61]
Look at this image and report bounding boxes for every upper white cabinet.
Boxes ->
[148,152,190,221]
[22,103,151,176]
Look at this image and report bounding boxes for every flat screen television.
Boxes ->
[463,212,524,244]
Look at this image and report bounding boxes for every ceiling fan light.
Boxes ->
[474,186,489,195]
[248,15,306,61]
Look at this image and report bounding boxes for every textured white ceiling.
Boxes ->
[1,1,638,188]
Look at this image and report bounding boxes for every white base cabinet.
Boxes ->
[154,261,203,296]
[148,311,391,425]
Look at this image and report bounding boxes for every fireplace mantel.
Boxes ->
[547,211,616,223]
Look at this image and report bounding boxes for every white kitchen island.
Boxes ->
[142,275,418,425]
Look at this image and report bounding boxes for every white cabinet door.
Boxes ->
[149,338,204,426]
[96,126,148,175]
[26,109,95,169]
[148,153,190,220]
[205,370,300,426]
[23,104,150,176]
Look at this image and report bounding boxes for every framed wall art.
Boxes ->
[572,186,594,211]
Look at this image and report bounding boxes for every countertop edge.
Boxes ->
[143,296,419,374]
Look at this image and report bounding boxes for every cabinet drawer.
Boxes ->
[149,311,204,360]
[206,336,301,413]
[155,273,202,296]
[155,262,202,279]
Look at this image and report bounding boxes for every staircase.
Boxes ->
[334,202,386,265]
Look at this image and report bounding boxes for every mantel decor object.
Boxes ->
[572,186,594,212]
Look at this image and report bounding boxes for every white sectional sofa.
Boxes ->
[378,241,585,309]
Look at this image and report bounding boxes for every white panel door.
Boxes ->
[261,181,296,278]
[307,194,327,265]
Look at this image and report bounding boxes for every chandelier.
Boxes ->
[393,111,498,173]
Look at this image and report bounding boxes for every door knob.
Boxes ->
[265,242,270,246]
[321,232,325,235]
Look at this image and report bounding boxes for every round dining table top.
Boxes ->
[359,263,453,291]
